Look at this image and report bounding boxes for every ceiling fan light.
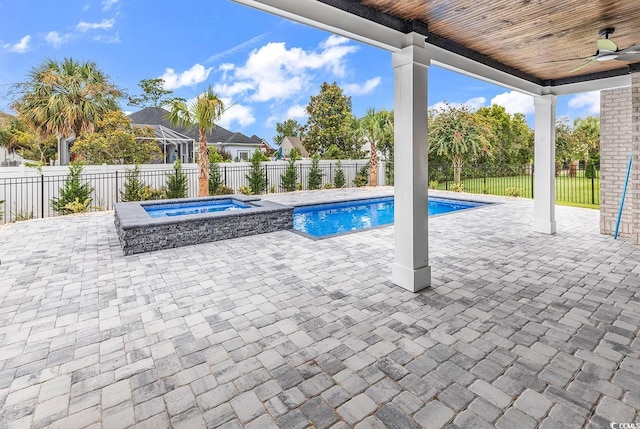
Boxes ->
[597,54,618,61]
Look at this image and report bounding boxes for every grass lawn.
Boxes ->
[434,173,600,209]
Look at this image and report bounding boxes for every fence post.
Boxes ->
[591,163,595,205]
[224,165,227,186]
[115,170,119,203]
[531,163,535,199]
[41,174,45,219]
[265,164,269,192]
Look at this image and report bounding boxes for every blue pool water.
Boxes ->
[293,196,485,238]
[145,199,251,218]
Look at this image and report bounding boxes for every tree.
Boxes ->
[0,117,57,163]
[334,161,346,188]
[280,152,298,192]
[165,159,188,199]
[246,149,267,194]
[428,103,492,184]
[273,119,301,147]
[555,117,573,165]
[121,165,146,202]
[475,105,533,165]
[51,162,94,214]
[308,154,323,190]
[302,82,355,157]
[127,78,173,107]
[71,111,161,164]
[12,58,121,142]
[165,86,224,196]
[350,108,393,187]
[570,116,600,165]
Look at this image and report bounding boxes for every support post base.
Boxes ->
[391,263,431,292]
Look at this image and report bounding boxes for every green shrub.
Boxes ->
[323,183,336,189]
[209,162,223,196]
[141,187,165,200]
[215,185,235,195]
[481,186,490,194]
[308,155,323,190]
[429,180,439,190]
[63,198,91,214]
[246,149,267,194]
[353,166,369,187]
[52,163,94,215]
[281,156,298,192]
[269,185,276,194]
[506,187,522,197]
[450,183,464,192]
[297,183,303,191]
[238,185,253,195]
[121,165,146,202]
[334,161,346,188]
[165,160,188,199]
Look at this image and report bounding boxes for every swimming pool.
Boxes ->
[144,199,251,218]
[293,196,486,238]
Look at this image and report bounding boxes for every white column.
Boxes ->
[533,94,557,234]
[390,34,431,292]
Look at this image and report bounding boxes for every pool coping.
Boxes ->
[114,194,292,230]
[114,195,294,255]
[290,193,498,240]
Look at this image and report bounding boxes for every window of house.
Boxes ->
[238,151,250,161]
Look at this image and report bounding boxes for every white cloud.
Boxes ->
[212,81,254,98]
[343,77,381,96]
[3,35,30,53]
[92,33,121,44]
[568,91,600,114]
[102,0,118,11]
[218,103,255,129]
[490,91,534,115]
[160,64,213,90]
[286,104,307,119]
[76,18,115,32]
[45,31,71,48]
[429,96,486,112]
[217,36,359,103]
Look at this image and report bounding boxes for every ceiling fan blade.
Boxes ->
[597,38,618,52]
[618,44,640,54]
[614,53,640,62]
[570,58,597,73]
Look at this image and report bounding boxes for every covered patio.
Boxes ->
[0,189,638,427]
[231,0,640,292]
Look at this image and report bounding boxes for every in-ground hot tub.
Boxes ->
[114,195,293,255]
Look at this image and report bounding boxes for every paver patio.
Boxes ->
[0,187,638,428]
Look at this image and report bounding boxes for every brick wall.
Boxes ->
[633,73,640,244]
[600,87,633,238]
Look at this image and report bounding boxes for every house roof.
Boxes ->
[127,107,263,145]
[232,0,640,94]
[282,136,309,157]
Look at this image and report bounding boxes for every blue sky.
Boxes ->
[0,0,600,144]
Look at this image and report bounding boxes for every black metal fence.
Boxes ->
[0,161,600,223]
[428,163,600,205]
[0,161,373,223]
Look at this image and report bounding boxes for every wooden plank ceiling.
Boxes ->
[343,0,640,83]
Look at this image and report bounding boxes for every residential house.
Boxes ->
[127,107,268,162]
[280,136,309,158]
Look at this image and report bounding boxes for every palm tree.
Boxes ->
[12,58,121,141]
[350,108,393,187]
[165,86,225,196]
[428,103,491,184]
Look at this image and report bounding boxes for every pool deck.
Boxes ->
[0,187,639,428]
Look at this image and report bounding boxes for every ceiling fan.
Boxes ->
[570,28,640,72]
